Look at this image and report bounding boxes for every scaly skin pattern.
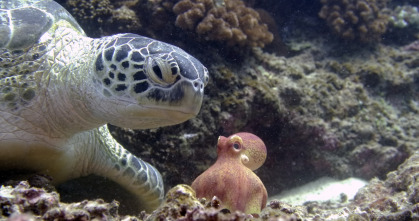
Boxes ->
[191,132,268,214]
[0,0,208,212]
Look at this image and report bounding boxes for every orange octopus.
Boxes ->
[191,132,267,214]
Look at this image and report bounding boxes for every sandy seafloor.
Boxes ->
[1,0,419,220]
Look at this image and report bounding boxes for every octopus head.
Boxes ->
[217,132,267,171]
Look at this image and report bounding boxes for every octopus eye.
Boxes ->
[233,143,241,150]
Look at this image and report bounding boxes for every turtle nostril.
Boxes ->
[193,81,205,91]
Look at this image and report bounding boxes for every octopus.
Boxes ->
[191,132,268,214]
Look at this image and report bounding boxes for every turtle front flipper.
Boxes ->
[67,125,164,212]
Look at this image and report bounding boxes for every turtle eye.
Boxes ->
[146,56,177,86]
[152,61,163,79]
[233,142,241,150]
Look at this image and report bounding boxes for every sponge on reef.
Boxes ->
[173,0,273,47]
[319,0,389,43]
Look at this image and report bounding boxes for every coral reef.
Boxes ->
[107,3,142,33]
[63,0,114,36]
[141,0,177,36]
[191,133,267,214]
[145,184,207,220]
[59,0,142,37]
[145,184,304,220]
[403,40,419,51]
[0,181,121,220]
[3,159,419,220]
[251,43,418,183]
[66,0,113,23]
[349,151,419,220]
[319,0,389,42]
[59,0,276,50]
[389,5,419,29]
[173,0,274,47]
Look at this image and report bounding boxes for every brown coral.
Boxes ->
[319,0,389,43]
[173,0,273,47]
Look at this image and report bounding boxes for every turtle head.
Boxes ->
[92,34,209,129]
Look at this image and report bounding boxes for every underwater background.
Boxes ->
[2,0,419,220]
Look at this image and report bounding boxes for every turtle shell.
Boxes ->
[0,0,84,50]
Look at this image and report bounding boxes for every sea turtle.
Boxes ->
[0,0,209,212]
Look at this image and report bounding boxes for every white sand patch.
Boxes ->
[269,177,368,205]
